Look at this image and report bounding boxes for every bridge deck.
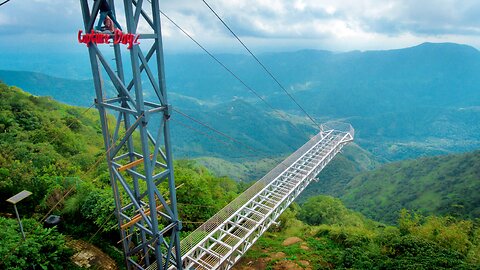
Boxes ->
[148,123,354,270]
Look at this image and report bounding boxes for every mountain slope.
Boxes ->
[171,98,316,159]
[0,82,110,226]
[0,70,95,107]
[2,43,480,162]
[234,196,480,270]
[339,150,480,223]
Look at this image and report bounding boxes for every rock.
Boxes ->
[300,243,310,250]
[282,237,303,246]
[272,252,286,260]
[274,260,303,270]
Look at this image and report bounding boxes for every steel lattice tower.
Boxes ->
[80,1,182,269]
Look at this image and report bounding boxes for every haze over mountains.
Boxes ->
[1,42,480,163]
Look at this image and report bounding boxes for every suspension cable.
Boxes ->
[200,0,323,131]
[0,0,11,7]
[159,10,311,140]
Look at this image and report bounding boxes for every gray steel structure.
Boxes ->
[79,1,355,270]
[173,123,354,269]
[146,123,354,270]
[80,1,182,269]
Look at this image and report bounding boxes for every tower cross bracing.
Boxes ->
[79,1,354,270]
[80,0,182,269]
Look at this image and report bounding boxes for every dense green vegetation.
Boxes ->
[0,217,75,270]
[0,82,105,215]
[237,195,480,270]
[0,83,241,268]
[335,151,480,224]
[0,82,113,268]
[2,49,480,268]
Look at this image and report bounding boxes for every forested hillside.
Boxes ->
[338,151,480,224]
[3,43,480,162]
[234,196,480,270]
[0,83,241,269]
[305,147,480,225]
[0,82,104,214]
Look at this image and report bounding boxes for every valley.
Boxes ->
[1,42,479,269]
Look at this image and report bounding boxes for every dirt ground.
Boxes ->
[68,239,118,270]
[232,237,313,270]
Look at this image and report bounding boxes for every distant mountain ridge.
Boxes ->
[1,42,479,162]
[0,70,94,107]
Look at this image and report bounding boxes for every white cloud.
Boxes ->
[0,0,479,53]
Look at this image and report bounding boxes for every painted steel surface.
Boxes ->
[80,1,182,269]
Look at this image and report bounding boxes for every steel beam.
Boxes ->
[80,1,182,269]
[174,127,354,270]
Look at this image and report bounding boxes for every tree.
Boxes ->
[298,195,350,226]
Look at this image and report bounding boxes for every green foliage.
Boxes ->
[298,195,363,226]
[0,217,74,270]
[399,209,475,256]
[242,198,480,270]
[381,235,469,269]
[340,151,480,224]
[0,83,104,213]
[173,160,239,231]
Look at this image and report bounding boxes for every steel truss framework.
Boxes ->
[80,1,182,269]
[174,127,354,269]
[144,125,353,270]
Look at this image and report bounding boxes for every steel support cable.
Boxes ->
[200,0,323,132]
[0,0,11,7]
[173,108,296,173]
[158,9,310,142]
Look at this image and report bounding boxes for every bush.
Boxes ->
[0,217,74,270]
[298,195,363,226]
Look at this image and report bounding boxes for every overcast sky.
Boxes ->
[0,0,479,54]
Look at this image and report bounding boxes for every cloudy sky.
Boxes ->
[0,0,479,54]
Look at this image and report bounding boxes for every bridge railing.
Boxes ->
[321,121,355,139]
[179,122,354,255]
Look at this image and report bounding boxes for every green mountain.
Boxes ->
[171,98,316,160]
[2,43,480,162]
[330,150,480,224]
[0,70,95,107]
[0,82,105,213]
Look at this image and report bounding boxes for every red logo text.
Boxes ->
[78,29,140,49]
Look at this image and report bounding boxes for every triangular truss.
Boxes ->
[175,124,354,269]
